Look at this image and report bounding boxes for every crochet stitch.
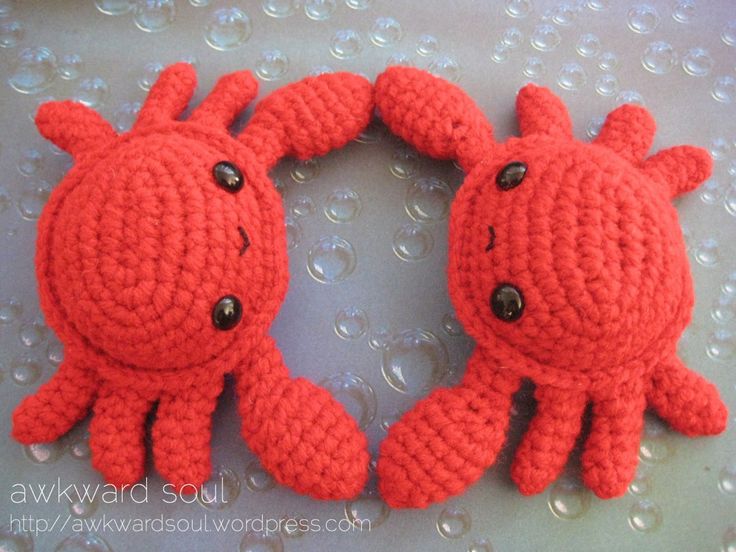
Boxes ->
[374,66,727,508]
[12,63,373,500]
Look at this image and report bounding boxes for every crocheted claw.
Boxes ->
[515,83,572,138]
[152,380,225,492]
[647,355,727,436]
[12,355,97,444]
[377,351,520,508]
[643,145,713,198]
[236,337,369,500]
[35,101,116,159]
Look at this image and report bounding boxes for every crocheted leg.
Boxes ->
[152,379,224,492]
[647,355,727,436]
[90,385,153,487]
[510,386,587,495]
[12,358,97,444]
[582,383,645,499]
[377,350,520,508]
[236,337,369,500]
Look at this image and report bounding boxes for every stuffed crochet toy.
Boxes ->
[374,66,728,508]
[12,63,372,500]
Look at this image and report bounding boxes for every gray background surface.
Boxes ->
[0,0,735,551]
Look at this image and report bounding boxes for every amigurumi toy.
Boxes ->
[374,66,728,508]
[12,63,373,500]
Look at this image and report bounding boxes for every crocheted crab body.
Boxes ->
[13,63,372,499]
[375,66,728,508]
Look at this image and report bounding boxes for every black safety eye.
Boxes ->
[496,161,527,191]
[490,284,524,322]
[212,295,243,330]
[213,161,244,193]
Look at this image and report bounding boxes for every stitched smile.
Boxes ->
[238,226,250,255]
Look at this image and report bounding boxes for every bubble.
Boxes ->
[551,3,577,26]
[335,306,369,339]
[672,0,696,23]
[10,357,42,386]
[0,186,11,214]
[437,506,471,539]
[290,195,316,218]
[24,441,64,464]
[0,19,24,48]
[548,478,591,519]
[345,495,390,528]
[726,184,736,216]
[304,0,336,20]
[416,34,439,56]
[724,526,736,552]
[95,0,132,14]
[244,459,275,492]
[390,146,419,179]
[392,223,434,262]
[137,61,163,91]
[428,54,461,82]
[69,432,91,459]
[628,469,652,495]
[307,236,356,283]
[694,237,720,266]
[505,0,532,18]
[58,54,84,80]
[700,178,722,204]
[198,466,241,510]
[706,329,735,362]
[205,7,252,50]
[522,56,546,78]
[381,328,448,396]
[442,313,463,336]
[255,49,289,81]
[320,373,376,430]
[628,499,662,532]
[405,177,452,223]
[324,188,361,223]
[491,43,510,64]
[240,532,283,552]
[17,181,51,220]
[709,137,731,160]
[133,0,175,32]
[722,21,736,46]
[346,0,373,8]
[330,29,363,59]
[309,65,334,76]
[575,33,600,57]
[616,90,645,106]
[0,525,33,552]
[639,423,673,463]
[17,149,43,177]
[586,0,609,10]
[627,4,660,33]
[641,41,677,74]
[718,462,736,494]
[379,410,400,430]
[501,27,523,49]
[597,51,619,71]
[368,327,393,351]
[285,217,303,250]
[113,101,141,132]
[530,24,561,52]
[19,321,46,348]
[557,63,587,91]
[386,52,412,66]
[712,76,736,103]
[9,47,57,94]
[356,120,383,143]
[594,74,619,97]
[69,495,99,519]
[189,0,210,5]
[54,533,112,552]
[262,0,298,17]
[0,298,22,324]
[290,158,320,182]
[74,77,110,108]
[723,271,736,296]
[468,539,495,552]
[279,516,308,539]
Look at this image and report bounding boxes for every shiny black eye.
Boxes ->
[213,161,244,193]
[490,284,524,322]
[496,161,527,191]
[212,295,242,330]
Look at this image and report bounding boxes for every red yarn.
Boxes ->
[12,63,373,499]
[375,66,727,508]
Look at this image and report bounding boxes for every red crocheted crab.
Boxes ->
[375,66,728,508]
[12,63,372,499]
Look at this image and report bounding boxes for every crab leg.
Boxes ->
[377,349,520,508]
[152,379,224,491]
[582,380,645,498]
[90,385,154,487]
[511,386,587,495]
[12,356,97,444]
[235,336,369,500]
[647,355,727,436]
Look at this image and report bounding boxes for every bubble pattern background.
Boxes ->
[0,1,734,551]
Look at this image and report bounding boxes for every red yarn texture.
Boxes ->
[12,63,373,500]
[375,66,727,508]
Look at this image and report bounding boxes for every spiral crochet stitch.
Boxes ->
[11,63,373,500]
[374,66,727,508]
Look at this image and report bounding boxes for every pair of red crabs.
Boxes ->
[11,63,727,509]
